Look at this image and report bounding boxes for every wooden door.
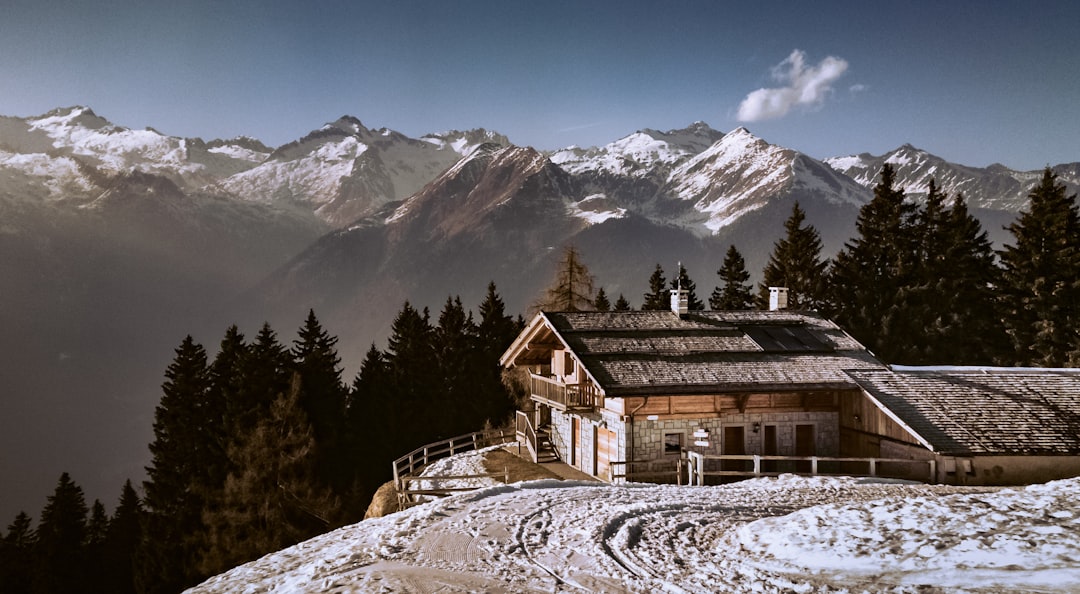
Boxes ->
[795,424,815,473]
[723,426,746,471]
[571,417,580,467]
[596,427,616,480]
[763,425,778,472]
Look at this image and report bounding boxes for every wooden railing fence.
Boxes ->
[391,428,517,510]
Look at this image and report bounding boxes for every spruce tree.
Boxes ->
[199,375,340,577]
[84,500,110,593]
[345,343,395,506]
[711,245,754,310]
[642,264,668,310]
[828,163,919,360]
[593,287,611,312]
[534,245,595,312]
[291,310,349,489]
[614,294,632,311]
[757,201,829,310]
[999,168,1080,366]
[140,336,214,594]
[35,472,88,594]
[2,511,36,594]
[385,302,437,448]
[433,296,479,437]
[105,481,142,594]
[475,282,522,424]
[670,264,705,310]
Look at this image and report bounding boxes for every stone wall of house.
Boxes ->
[630,411,840,460]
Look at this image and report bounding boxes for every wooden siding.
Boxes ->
[604,390,847,419]
[839,390,926,458]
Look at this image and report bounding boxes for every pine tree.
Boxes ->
[212,325,248,473]
[199,375,340,576]
[139,336,213,594]
[291,310,349,489]
[35,472,88,594]
[385,302,437,448]
[475,282,522,423]
[757,201,829,310]
[614,294,632,311]
[711,245,754,310]
[999,168,1080,366]
[345,343,395,508]
[104,481,142,594]
[828,163,920,360]
[534,245,595,312]
[642,264,668,310]
[84,500,110,594]
[670,264,705,310]
[433,296,479,437]
[2,511,36,594]
[593,287,611,312]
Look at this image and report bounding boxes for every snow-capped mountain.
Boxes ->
[825,144,1080,211]
[664,127,869,234]
[214,116,508,227]
[0,106,269,199]
[551,121,723,177]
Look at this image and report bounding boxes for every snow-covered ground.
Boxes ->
[188,449,1080,593]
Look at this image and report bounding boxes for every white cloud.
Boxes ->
[737,50,849,122]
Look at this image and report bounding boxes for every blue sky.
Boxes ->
[2,0,1077,170]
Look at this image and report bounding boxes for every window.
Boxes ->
[663,432,683,456]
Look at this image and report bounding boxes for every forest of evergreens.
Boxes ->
[2,166,1078,593]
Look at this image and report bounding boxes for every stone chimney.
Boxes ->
[670,289,689,317]
[769,287,789,311]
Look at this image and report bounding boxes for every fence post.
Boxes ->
[869,458,877,476]
[753,455,761,475]
[811,456,818,475]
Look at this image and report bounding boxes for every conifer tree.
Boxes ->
[999,168,1080,366]
[757,201,829,310]
[105,481,142,594]
[345,343,395,504]
[433,296,479,437]
[711,245,754,310]
[35,472,88,594]
[828,163,919,360]
[2,511,36,594]
[593,287,611,312]
[614,293,632,311]
[291,310,349,489]
[212,326,248,469]
[642,264,668,310]
[385,302,437,448]
[140,336,213,594]
[534,245,595,312]
[199,375,340,577]
[84,500,110,593]
[670,264,705,310]
[475,282,522,425]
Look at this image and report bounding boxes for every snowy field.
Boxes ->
[188,448,1080,593]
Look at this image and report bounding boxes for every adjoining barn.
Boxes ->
[844,366,1080,485]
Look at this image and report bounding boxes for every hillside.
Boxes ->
[187,447,1080,593]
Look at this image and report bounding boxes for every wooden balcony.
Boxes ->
[529,373,600,411]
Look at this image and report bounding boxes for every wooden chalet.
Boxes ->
[500,289,889,483]
[844,366,1080,485]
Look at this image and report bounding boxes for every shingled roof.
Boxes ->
[508,310,884,396]
[848,367,1080,455]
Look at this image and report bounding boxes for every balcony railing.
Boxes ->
[529,373,599,410]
